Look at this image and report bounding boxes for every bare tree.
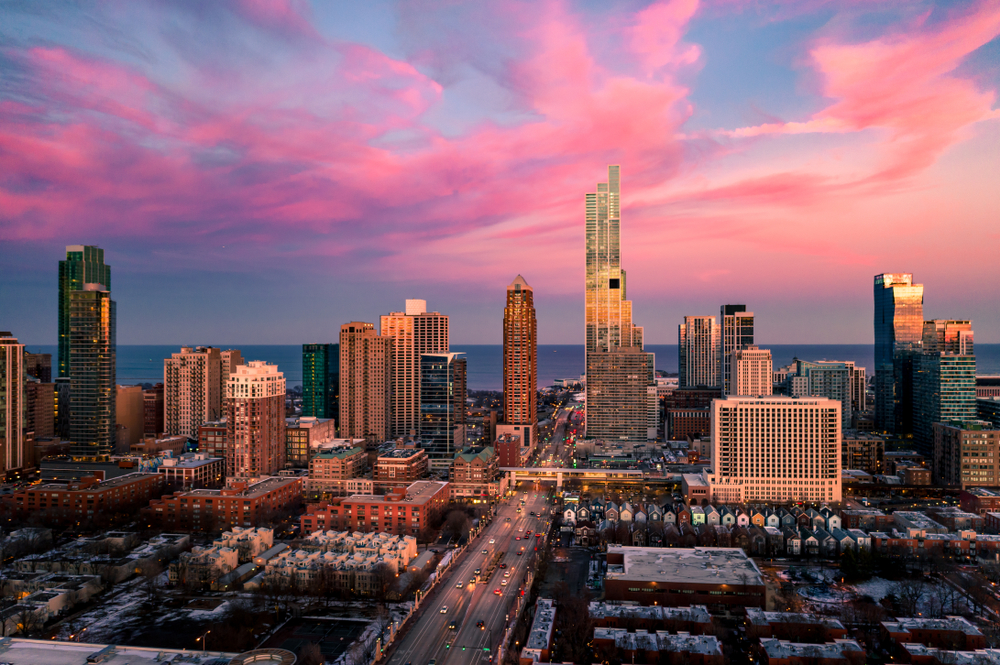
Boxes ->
[894,579,926,617]
[297,642,324,665]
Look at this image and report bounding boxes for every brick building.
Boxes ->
[0,473,164,525]
[157,454,225,490]
[144,476,303,530]
[881,617,986,652]
[197,420,227,460]
[373,447,428,489]
[299,480,449,537]
[960,488,1000,514]
[308,447,367,493]
[285,416,337,468]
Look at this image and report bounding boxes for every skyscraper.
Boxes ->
[678,316,719,389]
[720,305,754,396]
[420,352,467,468]
[164,346,222,440]
[381,300,449,438]
[922,320,974,354]
[226,361,286,477]
[913,320,976,456]
[339,322,392,446]
[788,360,853,429]
[500,276,537,450]
[58,245,110,379]
[68,285,116,459]
[0,332,26,479]
[302,343,340,420]
[584,166,654,441]
[220,350,243,391]
[586,347,656,443]
[874,273,924,433]
[729,345,772,397]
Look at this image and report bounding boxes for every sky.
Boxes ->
[2,0,999,346]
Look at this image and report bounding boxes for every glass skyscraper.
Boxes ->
[873,273,923,433]
[302,343,339,420]
[59,245,110,379]
[720,305,754,396]
[913,320,976,457]
[420,352,467,464]
[69,285,116,459]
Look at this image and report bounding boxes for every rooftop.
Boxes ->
[605,546,764,586]
[313,447,364,461]
[378,448,425,459]
[746,608,845,629]
[525,598,556,650]
[345,480,448,505]
[0,637,237,665]
[183,476,300,499]
[883,616,983,637]
[758,638,865,660]
[901,644,1000,664]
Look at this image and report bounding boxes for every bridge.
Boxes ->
[501,467,645,489]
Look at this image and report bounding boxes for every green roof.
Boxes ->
[314,447,364,460]
[454,446,495,463]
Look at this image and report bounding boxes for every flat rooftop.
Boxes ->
[901,644,1000,664]
[883,616,983,636]
[759,638,864,660]
[346,480,448,505]
[0,638,236,665]
[378,448,425,459]
[184,476,299,499]
[606,546,764,586]
[746,608,845,629]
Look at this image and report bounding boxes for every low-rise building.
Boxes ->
[591,628,724,665]
[299,480,449,537]
[374,447,429,489]
[129,435,188,457]
[450,446,503,501]
[893,512,948,536]
[758,638,865,665]
[308,447,367,493]
[926,506,983,532]
[285,416,338,468]
[745,609,847,642]
[144,476,303,530]
[0,637,242,664]
[520,598,556,665]
[839,508,892,531]
[0,473,165,525]
[960,487,1000,514]
[881,616,986,652]
[588,602,713,634]
[157,453,224,490]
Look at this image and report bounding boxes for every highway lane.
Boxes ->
[387,485,553,665]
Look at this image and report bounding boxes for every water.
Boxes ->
[25,344,1000,391]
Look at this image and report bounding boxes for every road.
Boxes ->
[387,485,553,665]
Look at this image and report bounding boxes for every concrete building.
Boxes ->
[874,273,924,434]
[1,332,26,479]
[145,476,303,530]
[705,396,842,504]
[501,275,538,451]
[299,480,449,537]
[115,385,144,448]
[285,416,337,468]
[842,431,885,474]
[163,346,222,440]
[381,300,449,438]
[603,546,765,610]
[302,343,339,420]
[68,285,116,459]
[374,447,428,489]
[933,420,1000,489]
[339,322,392,446]
[157,453,224,490]
[308,447,367,492]
[721,304,754,396]
[729,345,772,397]
[679,316,719,389]
[586,347,656,443]
[226,361,286,478]
[420,352,467,466]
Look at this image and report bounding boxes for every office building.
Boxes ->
[24,352,51,383]
[720,305,754,396]
[586,347,656,442]
[68,285,116,459]
[339,322,392,446]
[420,352,467,467]
[679,316,720,389]
[1,333,26,479]
[706,396,842,503]
[842,431,885,474]
[164,346,222,440]
[302,343,339,421]
[729,345,772,397]
[115,385,145,448]
[913,347,976,457]
[874,273,924,433]
[58,245,111,379]
[143,383,164,436]
[933,420,1000,489]
[923,319,974,355]
[380,300,449,438]
[500,275,538,450]
[584,166,653,441]
[225,361,286,478]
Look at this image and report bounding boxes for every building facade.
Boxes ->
[420,352,467,466]
[874,273,924,434]
[374,448,429,488]
[339,322,392,446]
[226,361,286,478]
[729,345,772,397]
[58,245,111,379]
[308,447,367,491]
[164,346,222,440]
[143,384,164,436]
[302,343,339,420]
[381,300,449,438]
[913,351,976,457]
[285,416,337,467]
[720,305,754,396]
[0,333,25,479]
[786,360,853,429]
[502,276,538,450]
[587,348,657,443]
[842,431,885,474]
[2,472,164,525]
[68,285,116,459]
[706,396,842,503]
[933,421,1000,489]
[116,385,144,448]
[679,316,720,389]
[145,476,303,530]
[299,480,449,536]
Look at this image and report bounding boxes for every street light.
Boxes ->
[196,630,211,652]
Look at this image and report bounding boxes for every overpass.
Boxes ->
[502,467,644,489]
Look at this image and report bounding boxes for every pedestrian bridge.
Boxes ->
[501,467,644,488]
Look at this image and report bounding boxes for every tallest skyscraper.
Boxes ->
[585,166,655,443]
[874,273,924,434]
[59,246,111,379]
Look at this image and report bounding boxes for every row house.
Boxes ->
[592,629,725,665]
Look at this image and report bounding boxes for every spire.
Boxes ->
[508,274,532,291]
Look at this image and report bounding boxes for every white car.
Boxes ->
[503,571,511,578]
[489,538,495,544]
[501,580,508,586]
[456,582,464,589]
[440,606,448,614]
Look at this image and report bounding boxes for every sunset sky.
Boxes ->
[2,0,998,345]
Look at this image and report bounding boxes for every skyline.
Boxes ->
[3,1,1000,345]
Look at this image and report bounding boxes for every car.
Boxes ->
[477,620,485,630]
[530,511,536,516]
[494,588,501,595]
[489,538,496,544]
[448,620,458,630]
[504,570,510,577]
[517,551,523,556]
[519,526,524,531]
[536,533,543,538]
[525,530,532,535]
[475,568,481,575]
[440,607,448,614]
[501,580,508,586]
[428,660,436,665]
[516,536,520,540]
[482,549,488,554]
[500,563,507,569]
[456,581,464,589]
[505,517,512,522]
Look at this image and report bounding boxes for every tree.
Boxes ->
[14,605,43,636]
[444,510,470,539]
[893,579,926,616]
[297,642,324,665]
[372,563,398,603]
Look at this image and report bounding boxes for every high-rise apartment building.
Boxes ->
[933,420,1000,489]
[584,166,653,441]
[874,273,924,433]
[339,323,392,446]
[24,353,52,383]
[785,360,853,429]
[729,345,772,397]
[58,246,111,379]
[678,316,719,389]
[220,350,243,390]
[845,362,867,414]
[116,385,145,448]
[1,333,26,479]
[420,352,467,467]
[720,305,754,396]
[226,361,286,477]
[706,396,842,503]
[164,346,222,440]
[302,343,339,420]
[25,380,55,439]
[500,276,538,450]
[380,300,449,438]
[913,348,976,457]
[143,383,164,436]
[68,285,116,459]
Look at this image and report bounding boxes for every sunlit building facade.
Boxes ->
[502,275,537,450]
[0,332,26,479]
[58,245,110,379]
[678,316,719,389]
[164,346,222,440]
[721,305,754,396]
[226,361,286,478]
[339,322,392,446]
[729,345,772,397]
[874,273,924,434]
[69,285,116,460]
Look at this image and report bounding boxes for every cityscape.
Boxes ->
[2,3,1000,665]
